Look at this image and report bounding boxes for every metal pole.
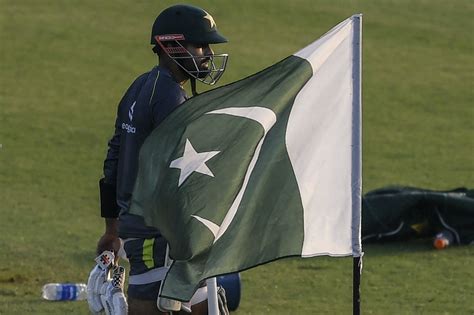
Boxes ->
[206,277,219,315]
[353,256,362,315]
[352,13,363,315]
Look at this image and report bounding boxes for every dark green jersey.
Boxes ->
[102,66,186,238]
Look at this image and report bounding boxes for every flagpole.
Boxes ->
[206,277,219,315]
[353,256,362,315]
[352,13,363,315]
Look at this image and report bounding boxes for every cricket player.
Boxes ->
[89,5,229,314]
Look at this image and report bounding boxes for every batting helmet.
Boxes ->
[150,5,228,86]
[151,4,227,45]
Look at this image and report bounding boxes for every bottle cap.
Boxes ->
[434,237,448,249]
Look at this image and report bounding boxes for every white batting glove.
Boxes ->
[87,251,114,314]
[99,265,128,315]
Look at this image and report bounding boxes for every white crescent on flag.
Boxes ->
[191,106,277,243]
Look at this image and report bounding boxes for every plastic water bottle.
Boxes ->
[433,230,454,250]
[42,283,87,301]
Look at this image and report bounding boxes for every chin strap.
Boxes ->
[190,78,199,97]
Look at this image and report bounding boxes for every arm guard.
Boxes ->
[99,178,120,218]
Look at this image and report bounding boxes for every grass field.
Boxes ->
[1,0,473,314]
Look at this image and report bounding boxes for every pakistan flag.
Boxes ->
[130,15,362,301]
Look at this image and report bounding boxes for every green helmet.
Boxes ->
[150,5,228,86]
[150,4,227,45]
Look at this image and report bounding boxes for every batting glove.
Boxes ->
[87,251,114,314]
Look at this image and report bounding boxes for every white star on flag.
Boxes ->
[170,139,220,187]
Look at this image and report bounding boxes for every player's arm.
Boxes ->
[150,77,187,129]
[97,116,122,255]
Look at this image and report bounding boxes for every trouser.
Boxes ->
[121,237,207,305]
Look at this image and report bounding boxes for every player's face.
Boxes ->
[183,43,214,78]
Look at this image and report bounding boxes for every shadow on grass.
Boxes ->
[363,238,439,257]
[0,288,17,297]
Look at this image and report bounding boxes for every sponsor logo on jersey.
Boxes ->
[123,101,137,133]
[129,101,136,122]
[122,123,136,134]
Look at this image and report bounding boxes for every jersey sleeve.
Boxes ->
[150,78,187,128]
[103,115,121,184]
[100,111,121,218]
[99,73,150,218]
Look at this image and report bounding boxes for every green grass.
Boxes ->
[1,0,473,314]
